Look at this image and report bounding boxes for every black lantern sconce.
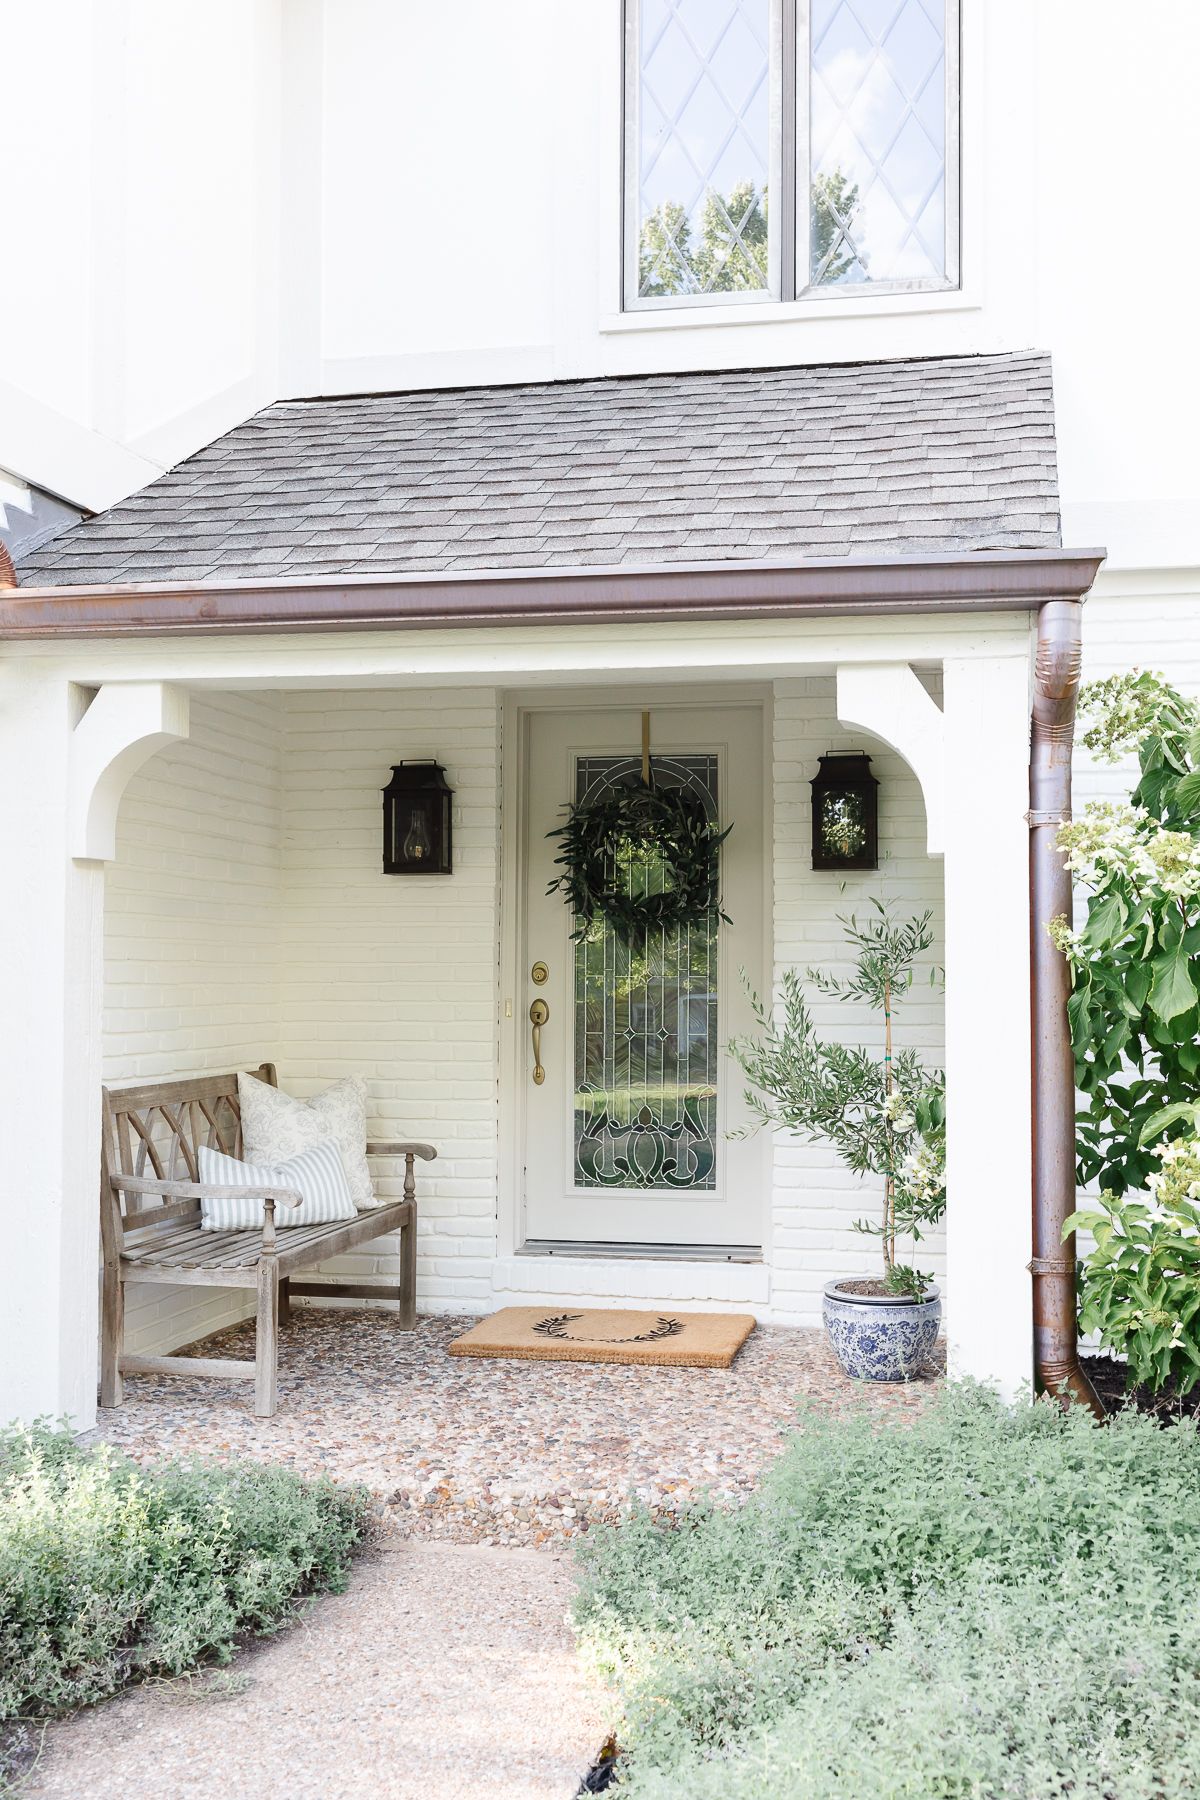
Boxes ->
[382,762,453,875]
[810,753,879,872]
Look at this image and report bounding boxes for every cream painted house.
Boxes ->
[0,1,1197,1429]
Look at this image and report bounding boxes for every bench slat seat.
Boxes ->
[122,1201,415,1275]
[101,1064,431,1417]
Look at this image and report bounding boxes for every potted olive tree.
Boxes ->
[730,902,946,1380]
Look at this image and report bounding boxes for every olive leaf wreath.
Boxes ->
[546,781,732,946]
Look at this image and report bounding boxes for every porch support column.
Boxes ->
[0,670,188,1429]
[941,653,1034,1397]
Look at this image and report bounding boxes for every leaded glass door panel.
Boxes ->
[522,704,766,1248]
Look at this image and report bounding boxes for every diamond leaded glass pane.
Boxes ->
[809,0,948,287]
[635,0,772,298]
[573,755,719,1191]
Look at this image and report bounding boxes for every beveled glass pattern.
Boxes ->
[573,754,720,1191]
[635,0,772,297]
[809,0,948,285]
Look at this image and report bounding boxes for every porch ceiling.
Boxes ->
[21,353,1061,591]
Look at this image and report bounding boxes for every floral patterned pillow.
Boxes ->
[238,1072,377,1211]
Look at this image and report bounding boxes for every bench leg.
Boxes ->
[100,1261,124,1409]
[278,1276,291,1326]
[255,1267,279,1417]
[399,1215,417,1331]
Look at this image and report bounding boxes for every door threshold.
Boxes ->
[519,1239,763,1264]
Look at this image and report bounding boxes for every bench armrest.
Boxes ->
[366,1142,437,1160]
[111,1172,305,1208]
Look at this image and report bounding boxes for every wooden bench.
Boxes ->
[101,1063,434,1417]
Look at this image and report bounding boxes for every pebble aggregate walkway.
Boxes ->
[22,1541,607,1800]
[95,1311,943,1544]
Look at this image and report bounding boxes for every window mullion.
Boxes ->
[779,0,798,302]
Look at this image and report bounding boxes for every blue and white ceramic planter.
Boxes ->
[822,1280,941,1382]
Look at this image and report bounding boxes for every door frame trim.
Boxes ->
[497,682,774,1266]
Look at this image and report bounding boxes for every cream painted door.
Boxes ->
[521,704,766,1248]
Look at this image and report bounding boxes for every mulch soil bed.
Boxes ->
[1080,1351,1200,1422]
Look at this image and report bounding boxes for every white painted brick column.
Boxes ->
[0,666,104,1428]
[942,652,1034,1397]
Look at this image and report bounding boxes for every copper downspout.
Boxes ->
[0,541,16,588]
[1029,598,1104,1414]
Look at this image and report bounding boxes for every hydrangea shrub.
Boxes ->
[1051,670,1200,1194]
[1066,1136,1200,1392]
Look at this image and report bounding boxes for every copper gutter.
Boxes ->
[0,548,1105,639]
[1030,598,1104,1415]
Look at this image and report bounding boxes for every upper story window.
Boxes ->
[624,0,960,308]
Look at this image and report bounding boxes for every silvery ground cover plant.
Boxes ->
[0,1423,368,1780]
[574,1385,1200,1799]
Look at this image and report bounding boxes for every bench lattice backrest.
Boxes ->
[101,1063,278,1250]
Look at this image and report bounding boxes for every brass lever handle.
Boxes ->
[529,998,549,1085]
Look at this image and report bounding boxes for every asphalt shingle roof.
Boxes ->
[19,352,1061,587]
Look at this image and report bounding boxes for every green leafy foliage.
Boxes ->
[729,903,944,1299]
[809,170,861,284]
[1055,671,1200,1194]
[638,183,768,297]
[1066,1137,1200,1393]
[0,1424,368,1723]
[575,1385,1200,1798]
[546,780,731,947]
[636,173,859,297]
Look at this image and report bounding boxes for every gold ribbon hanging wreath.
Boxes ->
[546,712,733,946]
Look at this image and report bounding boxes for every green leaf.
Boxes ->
[1188,722,1200,767]
[1149,942,1198,1023]
[1158,907,1184,953]
[1140,1101,1200,1145]
[1174,769,1200,816]
[1083,891,1127,950]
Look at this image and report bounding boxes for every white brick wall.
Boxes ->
[102,673,951,1345]
[276,689,502,1313]
[770,675,946,1325]
[103,691,283,1352]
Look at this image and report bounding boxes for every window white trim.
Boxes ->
[622,0,961,312]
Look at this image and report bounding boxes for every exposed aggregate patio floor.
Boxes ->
[94,1310,944,1545]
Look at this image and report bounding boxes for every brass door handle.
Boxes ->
[529,998,549,1085]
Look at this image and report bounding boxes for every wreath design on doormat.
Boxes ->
[546,781,732,947]
[531,1312,685,1345]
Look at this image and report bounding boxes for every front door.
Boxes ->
[521,703,765,1248]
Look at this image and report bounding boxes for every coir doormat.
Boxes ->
[448,1307,756,1369]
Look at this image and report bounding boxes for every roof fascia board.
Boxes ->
[0,549,1106,640]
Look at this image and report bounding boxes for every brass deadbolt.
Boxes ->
[531,960,549,985]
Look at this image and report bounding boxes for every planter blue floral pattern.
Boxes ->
[822,1281,941,1382]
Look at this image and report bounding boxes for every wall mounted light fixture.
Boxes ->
[810,753,878,871]
[382,761,453,875]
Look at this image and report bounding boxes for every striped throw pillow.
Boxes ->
[197,1140,357,1231]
